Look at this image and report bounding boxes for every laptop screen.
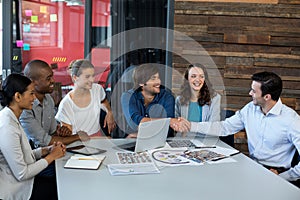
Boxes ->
[116,118,170,152]
[135,118,170,152]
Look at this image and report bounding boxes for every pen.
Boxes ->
[211,152,240,162]
[211,156,229,162]
[77,158,98,160]
[194,146,216,149]
[109,167,135,173]
[229,152,240,156]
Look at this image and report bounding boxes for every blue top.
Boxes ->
[175,93,221,122]
[187,102,202,122]
[121,86,175,136]
[190,99,300,181]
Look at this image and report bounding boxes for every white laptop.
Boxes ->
[117,118,170,152]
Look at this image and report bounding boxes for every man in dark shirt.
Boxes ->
[121,63,175,138]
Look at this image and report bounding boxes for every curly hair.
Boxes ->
[179,63,215,106]
[24,59,50,80]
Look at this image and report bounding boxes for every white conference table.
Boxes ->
[56,138,300,200]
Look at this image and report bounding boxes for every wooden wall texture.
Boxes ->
[173,0,300,153]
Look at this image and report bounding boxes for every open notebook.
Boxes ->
[64,154,106,170]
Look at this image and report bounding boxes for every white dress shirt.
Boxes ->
[190,99,300,181]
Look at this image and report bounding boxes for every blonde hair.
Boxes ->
[69,59,94,77]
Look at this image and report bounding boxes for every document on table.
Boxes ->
[64,154,106,170]
[149,146,239,167]
[150,148,203,167]
[206,146,239,164]
[107,163,160,176]
[209,146,239,157]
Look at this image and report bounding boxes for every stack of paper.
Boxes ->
[64,154,106,170]
[107,163,160,176]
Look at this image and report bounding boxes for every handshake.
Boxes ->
[170,117,191,133]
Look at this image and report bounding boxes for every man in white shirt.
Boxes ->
[172,71,300,186]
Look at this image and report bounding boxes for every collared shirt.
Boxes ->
[20,94,57,147]
[121,86,175,133]
[0,107,48,200]
[190,99,300,181]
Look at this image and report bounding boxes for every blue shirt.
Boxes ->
[121,86,175,135]
[188,102,202,122]
[190,99,300,181]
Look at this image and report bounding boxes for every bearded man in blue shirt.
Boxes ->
[173,71,300,187]
[121,63,176,138]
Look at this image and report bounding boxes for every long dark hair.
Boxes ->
[0,73,32,107]
[179,63,215,106]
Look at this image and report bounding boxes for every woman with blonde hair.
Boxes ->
[55,59,115,137]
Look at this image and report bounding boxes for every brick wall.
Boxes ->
[173,0,300,154]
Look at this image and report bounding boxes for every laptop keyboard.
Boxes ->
[117,142,136,152]
[117,152,153,164]
[167,140,196,148]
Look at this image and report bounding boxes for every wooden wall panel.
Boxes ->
[173,1,300,112]
[173,1,300,151]
[176,0,278,3]
[224,34,270,45]
[175,2,300,18]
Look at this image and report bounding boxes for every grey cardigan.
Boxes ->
[0,107,48,200]
[175,93,221,122]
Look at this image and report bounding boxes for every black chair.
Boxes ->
[291,150,300,167]
[99,109,128,138]
[219,109,235,148]
[291,150,300,188]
